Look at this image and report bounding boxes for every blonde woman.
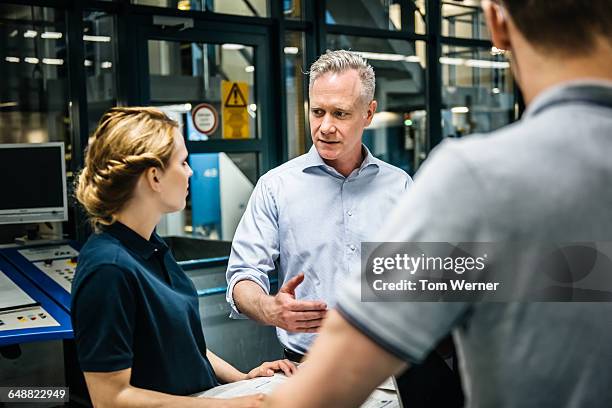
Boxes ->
[72,107,295,408]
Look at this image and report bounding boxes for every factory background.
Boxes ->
[0,1,519,405]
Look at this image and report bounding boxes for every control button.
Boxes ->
[347,210,353,216]
[44,259,53,266]
[349,244,356,251]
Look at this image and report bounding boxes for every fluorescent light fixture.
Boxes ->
[5,57,20,63]
[9,29,18,37]
[222,43,244,50]
[42,58,64,65]
[24,30,38,38]
[492,87,501,94]
[41,31,63,39]
[284,46,299,55]
[101,61,112,69]
[24,57,39,64]
[245,65,255,73]
[439,57,510,69]
[83,35,111,42]
[465,59,510,69]
[354,51,420,63]
[451,106,470,114]
[439,57,465,65]
[0,102,18,108]
[84,59,93,67]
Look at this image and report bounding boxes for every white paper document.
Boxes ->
[0,271,36,310]
[196,374,399,408]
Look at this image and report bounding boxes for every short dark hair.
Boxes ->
[500,0,612,55]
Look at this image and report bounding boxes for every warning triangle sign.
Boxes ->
[224,83,248,108]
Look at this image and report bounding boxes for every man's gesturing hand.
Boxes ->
[261,273,327,333]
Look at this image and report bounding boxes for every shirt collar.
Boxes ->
[524,79,612,119]
[301,144,380,177]
[104,221,168,260]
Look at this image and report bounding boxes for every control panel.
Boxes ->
[0,271,59,332]
[17,244,78,293]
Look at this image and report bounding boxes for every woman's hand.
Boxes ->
[245,359,297,379]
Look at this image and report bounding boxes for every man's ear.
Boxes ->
[482,1,512,52]
[144,167,163,192]
[364,100,377,126]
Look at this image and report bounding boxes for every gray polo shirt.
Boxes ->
[337,81,612,407]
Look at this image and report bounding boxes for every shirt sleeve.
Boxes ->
[72,264,136,372]
[337,140,487,364]
[226,177,280,318]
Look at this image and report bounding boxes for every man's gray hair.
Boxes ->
[309,50,376,103]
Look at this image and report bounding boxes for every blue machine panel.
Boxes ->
[190,153,222,229]
[0,256,72,347]
[1,241,80,312]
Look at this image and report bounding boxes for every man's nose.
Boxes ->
[320,114,336,134]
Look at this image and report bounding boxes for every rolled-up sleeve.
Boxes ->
[226,177,280,318]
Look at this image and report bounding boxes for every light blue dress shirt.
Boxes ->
[226,145,412,353]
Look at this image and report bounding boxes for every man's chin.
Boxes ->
[315,144,341,160]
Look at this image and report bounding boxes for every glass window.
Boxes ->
[83,11,117,134]
[148,40,257,140]
[148,39,260,241]
[442,0,488,40]
[327,35,427,175]
[284,31,308,159]
[0,4,72,239]
[441,45,514,138]
[132,0,269,17]
[326,0,426,34]
[156,152,258,242]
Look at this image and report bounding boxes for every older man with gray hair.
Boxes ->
[226,50,412,361]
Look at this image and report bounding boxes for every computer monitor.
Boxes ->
[0,142,68,225]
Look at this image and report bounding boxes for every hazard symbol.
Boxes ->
[221,81,250,139]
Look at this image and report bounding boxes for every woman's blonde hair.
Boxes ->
[75,107,178,231]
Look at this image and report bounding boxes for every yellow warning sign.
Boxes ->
[222,81,250,139]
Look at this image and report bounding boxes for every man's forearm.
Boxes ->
[232,280,273,324]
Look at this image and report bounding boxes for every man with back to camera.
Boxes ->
[226,50,412,361]
[266,0,612,407]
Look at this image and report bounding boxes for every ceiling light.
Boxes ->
[41,31,63,39]
[24,30,38,38]
[24,57,39,64]
[439,57,465,65]
[83,35,111,42]
[245,65,255,73]
[465,59,510,69]
[451,106,469,113]
[5,57,20,63]
[42,58,64,65]
[284,47,299,55]
[222,43,244,50]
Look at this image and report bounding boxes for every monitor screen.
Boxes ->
[0,143,68,224]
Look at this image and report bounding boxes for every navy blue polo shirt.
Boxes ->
[71,222,218,395]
